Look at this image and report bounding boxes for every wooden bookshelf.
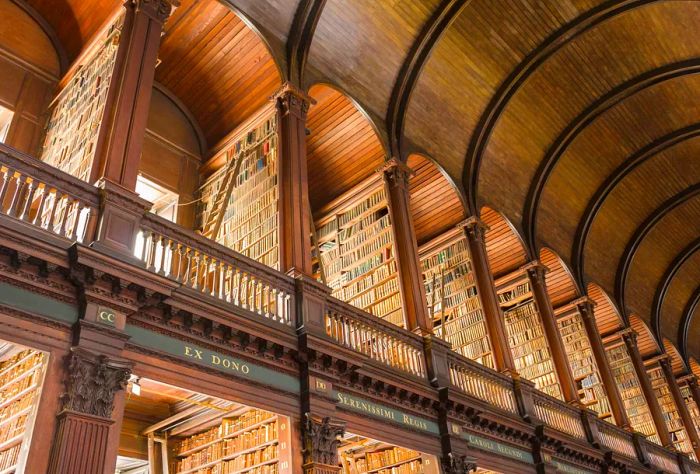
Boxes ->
[555,309,612,420]
[604,339,659,443]
[40,14,123,182]
[497,275,562,399]
[647,365,694,458]
[341,444,438,474]
[314,176,405,328]
[197,113,279,270]
[0,349,46,474]
[172,409,290,474]
[419,229,494,369]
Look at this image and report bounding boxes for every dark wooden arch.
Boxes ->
[463,0,657,214]
[573,124,700,284]
[386,0,469,159]
[287,0,326,86]
[679,286,700,362]
[614,184,700,318]
[12,0,68,74]
[651,236,700,340]
[524,60,700,256]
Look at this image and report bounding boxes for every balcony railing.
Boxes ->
[136,213,295,326]
[324,297,426,379]
[0,145,99,243]
[532,391,587,441]
[645,441,682,474]
[447,351,518,415]
[596,419,636,460]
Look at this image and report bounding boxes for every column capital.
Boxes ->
[688,375,699,388]
[131,0,179,23]
[521,260,549,281]
[303,413,346,473]
[61,347,131,419]
[459,216,490,241]
[442,453,477,474]
[621,328,638,344]
[274,82,315,118]
[380,157,414,190]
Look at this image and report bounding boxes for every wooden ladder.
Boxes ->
[200,149,243,240]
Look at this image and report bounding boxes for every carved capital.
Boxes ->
[303,413,346,468]
[380,158,414,190]
[61,348,131,419]
[689,376,699,389]
[460,216,489,242]
[442,453,477,474]
[522,260,548,282]
[622,329,638,346]
[132,0,178,23]
[274,82,314,119]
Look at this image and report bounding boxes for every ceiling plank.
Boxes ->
[680,287,700,362]
[287,0,326,85]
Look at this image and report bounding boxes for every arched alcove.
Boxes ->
[540,247,580,309]
[587,282,625,336]
[481,206,528,279]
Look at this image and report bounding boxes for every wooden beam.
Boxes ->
[463,0,657,214]
[679,286,700,363]
[524,60,700,257]
[614,184,700,320]
[573,124,700,285]
[287,0,326,86]
[651,236,700,341]
[386,0,469,159]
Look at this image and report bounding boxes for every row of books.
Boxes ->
[175,411,275,454]
[338,214,392,254]
[647,367,692,454]
[223,422,278,454]
[366,447,421,470]
[340,260,398,300]
[336,189,386,229]
[212,462,277,474]
[348,278,399,309]
[498,282,531,305]
[420,238,471,271]
[177,445,277,474]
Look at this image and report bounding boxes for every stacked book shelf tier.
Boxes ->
[646,364,695,459]
[0,349,46,474]
[173,409,289,474]
[313,175,405,328]
[341,443,439,474]
[497,274,563,400]
[419,229,493,369]
[197,112,279,270]
[680,383,700,439]
[603,338,659,443]
[554,306,613,421]
[41,13,124,182]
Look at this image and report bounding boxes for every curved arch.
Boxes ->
[663,338,688,376]
[574,125,700,284]
[630,314,661,358]
[651,236,700,340]
[12,0,67,74]
[152,81,207,156]
[525,61,700,256]
[480,206,529,278]
[615,184,700,317]
[539,248,581,309]
[386,0,469,159]
[587,282,626,334]
[306,83,388,211]
[287,0,326,85]
[691,358,700,379]
[680,286,700,362]
[463,0,658,213]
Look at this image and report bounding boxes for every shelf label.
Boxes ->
[334,390,439,435]
[124,324,300,393]
[462,433,533,464]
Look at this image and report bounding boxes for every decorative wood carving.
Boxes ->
[303,413,345,473]
[441,453,477,474]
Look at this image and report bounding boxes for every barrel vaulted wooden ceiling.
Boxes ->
[23,0,700,364]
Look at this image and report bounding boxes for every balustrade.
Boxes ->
[447,351,518,414]
[0,145,99,242]
[596,419,636,460]
[532,392,587,440]
[645,441,682,474]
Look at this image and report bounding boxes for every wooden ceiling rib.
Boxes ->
[630,314,661,359]
[307,84,386,212]
[663,339,687,376]
[481,206,528,279]
[587,283,624,337]
[692,359,700,380]
[539,248,578,309]
[407,154,465,246]
[156,0,282,149]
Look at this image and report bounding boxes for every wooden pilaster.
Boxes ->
[382,158,432,334]
[276,83,314,277]
[524,261,579,405]
[622,331,673,448]
[460,217,516,373]
[577,298,631,430]
[660,359,700,460]
[90,0,176,190]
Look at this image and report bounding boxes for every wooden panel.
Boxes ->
[407,154,465,246]
[539,248,578,309]
[691,359,700,380]
[307,85,385,212]
[481,206,527,278]
[0,2,60,77]
[662,339,687,377]
[156,0,282,149]
[659,252,700,350]
[26,0,118,61]
[587,283,623,337]
[630,314,661,359]
[689,306,700,364]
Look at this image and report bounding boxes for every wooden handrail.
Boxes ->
[596,418,637,460]
[645,440,682,474]
[531,390,587,440]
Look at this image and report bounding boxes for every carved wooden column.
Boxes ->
[302,414,346,474]
[622,331,672,448]
[577,298,631,429]
[276,83,314,277]
[460,217,515,373]
[90,0,176,190]
[660,359,700,460]
[47,348,131,474]
[382,158,432,334]
[524,261,579,405]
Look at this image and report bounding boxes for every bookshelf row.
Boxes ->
[681,383,700,438]
[340,442,439,474]
[41,13,123,182]
[197,115,279,270]
[647,365,694,458]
